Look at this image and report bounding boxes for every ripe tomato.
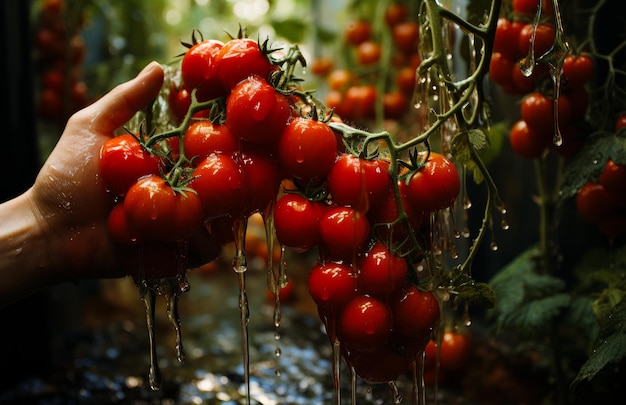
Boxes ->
[342,85,377,121]
[327,69,354,91]
[168,83,212,123]
[180,39,227,100]
[318,206,371,260]
[493,18,525,60]
[338,294,392,351]
[383,91,409,120]
[99,134,161,197]
[308,261,359,313]
[357,241,408,298]
[327,153,391,212]
[107,202,138,245]
[384,3,408,27]
[273,193,324,253]
[400,152,460,213]
[123,175,204,242]
[183,120,238,163]
[214,37,275,89]
[513,0,540,16]
[225,75,291,145]
[392,21,420,53]
[600,159,626,194]
[576,182,626,224]
[190,153,243,219]
[615,113,626,131]
[489,52,516,91]
[562,53,594,88]
[310,57,334,76]
[509,119,550,159]
[395,66,417,95]
[345,346,410,384]
[356,40,382,65]
[277,117,338,184]
[345,20,372,46]
[518,23,555,57]
[425,330,472,373]
[234,149,282,217]
[521,92,572,130]
[390,282,440,337]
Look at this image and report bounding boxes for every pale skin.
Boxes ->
[0,61,168,308]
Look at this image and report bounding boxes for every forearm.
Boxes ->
[0,190,57,308]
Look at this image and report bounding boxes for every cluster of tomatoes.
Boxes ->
[490,0,594,159]
[33,0,90,124]
[575,116,626,241]
[310,2,420,126]
[99,28,464,384]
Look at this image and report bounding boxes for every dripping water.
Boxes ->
[141,287,162,391]
[232,216,251,405]
[165,291,186,363]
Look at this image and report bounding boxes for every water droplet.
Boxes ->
[490,242,498,251]
[501,220,510,230]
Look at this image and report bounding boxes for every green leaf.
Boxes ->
[559,131,626,202]
[457,282,497,309]
[270,18,309,44]
[500,293,570,335]
[572,298,626,386]
[567,295,600,342]
[468,128,488,150]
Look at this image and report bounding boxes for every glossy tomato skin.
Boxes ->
[183,120,238,164]
[425,331,473,373]
[107,202,138,245]
[99,134,161,197]
[345,346,410,384]
[273,193,324,252]
[190,153,243,219]
[278,117,338,184]
[509,119,550,159]
[344,20,372,46]
[400,152,460,213]
[576,182,626,224]
[600,159,626,194]
[181,39,228,99]
[308,261,359,314]
[518,23,555,57]
[493,18,524,60]
[562,54,594,88]
[214,37,274,89]
[123,175,204,242]
[226,75,291,145]
[234,149,282,217]
[327,154,391,211]
[357,240,408,298]
[391,283,440,338]
[338,294,393,351]
[318,206,371,261]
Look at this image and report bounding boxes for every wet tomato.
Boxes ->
[357,241,408,298]
[273,193,324,253]
[190,153,243,219]
[338,294,392,351]
[214,37,275,89]
[318,206,371,260]
[509,119,550,159]
[180,38,228,100]
[308,261,359,313]
[183,120,238,163]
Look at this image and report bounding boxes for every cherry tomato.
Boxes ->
[327,69,354,91]
[183,120,238,163]
[392,21,420,53]
[357,240,408,298]
[310,57,334,76]
[615,113,626,131]
[493,18,525,60]
[318,206,371,260]
[509,119,550,159]
[180,38,227,100]
[344,20,372,46]
[214,37,275,89]
[123,175,204,242]
[513,0,540,16]
[576,182,626,224]
[390,283,440,339]
[600,159,626,194]
[384,3,409,27]
[107,202,138,245]
[383,91,409,120]
[277,117,338,184]
[521,92,572,129]
[327,154,391,212]
[234,149,282,217]
[225,75,291,145]
[345,346,410,383]
[425,330,472,373]
[342,85,377,122]
[308,261,359,312]
[190,153,243,219]
[273,193,324,252]
[518,23,555,58]
[356,40,382,65]
[395,66,417,95]
[400,152,460,213]
[338,294,393,351]
[99,134,161,197]
[168,83,211,123]
[489,52,516,92]
[562,54,594,88]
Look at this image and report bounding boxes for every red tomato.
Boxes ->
[327,154,391,212]
[310,57,334,76]
[277,117,338,184]
[356,41,382,65]
[390,283,440,338]
[99,134,161,197]
[125,240,187,282]
[511,62,536,94]
[521,92,572,130]
[273,193,324,252]
[600,159,626,194]
[425,331,472,373]
[235,149,282,217]
[345,347,410,384]
[576,182,626,224]
[383,91,409,120]
[190,153,243,219]
[342,85,377,121]
[308,261,359,312]
[493,18,525,60]
[344,20,372,46]
[180,39,227,99]
[518,23,555,58]
[489,52,516,91]
[338,294,392,351]
[183,120,238,163]
[400,152,460,213]
[357,241,408,298]
[225,75,291,145]
[392,21,420,53]
[384,3,409,27]
[107,202,138,245]
[123,175,204,242]
[513,0,540,16]
[327,69,354,91]
[616,113,626,131]
[214,37,275,89]
[395,66,417,95]
[562,54,594,88]
[318,206,371,260]
[168,83,212,123]
[509,119,550,159]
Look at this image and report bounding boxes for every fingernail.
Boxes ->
[138,61,160,76]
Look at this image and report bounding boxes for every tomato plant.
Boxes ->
[273,193,323,253]
[318,205,371,260]
[338,294,393,351]
[180,38,227,100]
[183,120,238,162]
[214,36,274,89]
[190,153,243,219]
